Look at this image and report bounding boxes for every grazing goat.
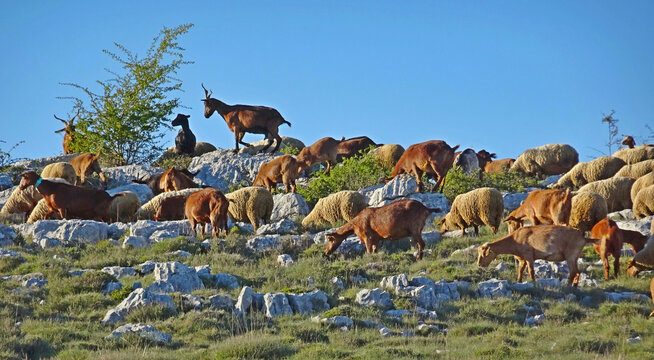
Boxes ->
[336,136,378,162]
[253,154,302,193]
[132,169,198,196]
[324,199,440,260]
[484,158,516,175]
[590,218,648,280]
[54,109,79,155]
[202,84,291,154]
[159,168,203,193]
[172,114,196,155]
[388,140,459,193]
[477,225,595,286]
[69,151,106,187]
[296,137,344,175]
[504,189,573,233]
[19,170,121,222]
[153,195,188,221]
[185,188,232,238]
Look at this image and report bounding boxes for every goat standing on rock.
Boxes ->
[202,84,291,154]
[172,114,196,155]
[54,110,79,155]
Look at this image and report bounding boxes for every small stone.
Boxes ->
[379,326,393,337]
[107,323,172,344]
[331,277,345,290]
[102,282,123,295]
[494,262,509,272]
[209,294,234,311]
[277,254,294,267]
[627,336,641,344]
[321,315,353,330]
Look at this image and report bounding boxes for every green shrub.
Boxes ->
[110,286,136,303]
[152,152,193,171]
[151,236,205,255]
[49,271,117,298]
[442,167,540,203]
[297,150,391,205]
[280,144,301,155]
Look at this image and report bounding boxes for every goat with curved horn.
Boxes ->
[53,109,80,154]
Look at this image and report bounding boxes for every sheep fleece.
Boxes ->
[633,184,654,219]
[225,186,273,229]
[0,185,42,215]
[301,190,368,227]
[631,172,654,203]
[110,191,141,222]
[568,192,608,233]
[577,177,635,213]
[613,159,654,179]
[370,144,405,168]
[613,145,654,164]
[136,188,201,220]
[511,143,579,176]
[556,156,626,189]
[41,162,77,185]
[442,187,503,232]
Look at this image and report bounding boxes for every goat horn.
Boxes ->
[201,83,212,98]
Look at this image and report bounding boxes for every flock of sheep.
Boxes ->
[4,88,654,316]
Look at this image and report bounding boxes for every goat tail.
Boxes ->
[451,144,460,152]
[282,119,291,127]
[428,207,442,214]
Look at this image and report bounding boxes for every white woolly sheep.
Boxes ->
[0,185,42,217]
[301,190,368,228]
[41,162,77,185]
[109,191,141,222]
[370,144,405,169]
[613,145,654,164]
[613,159,654,179]
[633,184,654,219]
[135,188,202,220]
[555,156,626,189]
[568,192,608,233]
[577,177,635,213]
[631,173,654,204]
[225,186,273,231]
[27,198,61,223]
[439,187,504,236]
[511,143,579,177]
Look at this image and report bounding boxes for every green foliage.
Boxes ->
[60,24,194,165]
[151,236,205,255]
[110,285,135,303]
[297,150,391,205]
[152,151,193,170]
[280,144,301,155]
[442,167,540,203]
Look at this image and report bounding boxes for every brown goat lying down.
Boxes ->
[185,188,232,238]
[324,199,441,260]
[477,225,596,286]
[296,137,344,175]
[133,169,198,195]
[69,151,107,186]
[160,168,203,192]
[336,136,377,162]
[388,140,459,193]
[19,170,121,222]
[590,218,648,280]
[504,189,573,233]
[253,155,302,193]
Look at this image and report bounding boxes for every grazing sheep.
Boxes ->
[388,140,459,193]
[453,148,480,175]
[301,190,368,228]
[27,199,61,223]
[627,236,654,276]
[484,158,516,175]
[511,143,579,177]
[41,162,77,185]
[613,145,654,164]
[225,186,273,231]
[153,195,188,222]
[439,187,503,236]
[69,151,107,186]
[109,191,141,223]
[136,188,202,220]
[577,177,635,213]
[631,173,654,203]
[555,156,626,189]
[477,225,593,286]
[370,144,405,168]
[633,184,654,219]
[324,199,441,260]
[202,84,291,153]
[185,188,231,238]
[0,185,43,217]
[568,192,608,232]
[172,114,196,155]
[613,159,654,179]
[296,137,344,175]
[504,189,573,233]
[253,155,302,193]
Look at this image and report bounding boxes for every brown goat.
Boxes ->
[133,169,198,196]
[202,84,291,154]
[69,151,106,186]
[504,189,573,233]
[475,150,497,179]
[253,155,302,193]
[590,218,647,280]
[336,136,378,162]
[19,170,120,222]
[185,188,232,238]
[296,137,344,175]
[388,140,459,193]
[484,158,516,175]
[160,168,203,193]
[622,135,636,149]
[153,195,188,222]
[477,225,596,286]
[54,110,79,155]
[650,278,654,318]
[324,199,441,260]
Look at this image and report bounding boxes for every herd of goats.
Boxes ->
[13,85,654,316]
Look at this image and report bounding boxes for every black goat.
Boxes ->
[172,114,196,155]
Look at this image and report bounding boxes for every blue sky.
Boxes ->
[1,1,653,162]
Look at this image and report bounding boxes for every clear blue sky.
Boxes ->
[2,1,653,162]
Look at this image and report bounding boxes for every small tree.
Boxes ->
[601,110,620,154]
[0,140,25,169]
[60,24,193,165]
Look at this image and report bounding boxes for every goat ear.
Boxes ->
[55,128,66,133]
[491,153,497,159]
